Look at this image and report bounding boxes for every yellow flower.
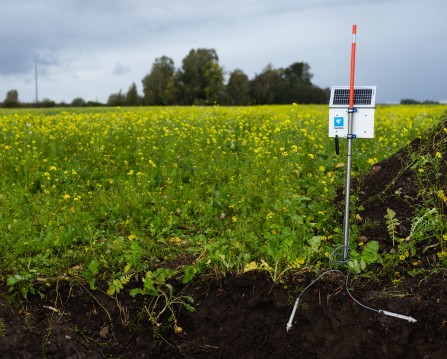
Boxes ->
[63,194,70,200]
[232,216,238,223]
[435,152,442,159]
[266,211,275,219]
[438,190,447,203]
[367,158,378,165]
[169,236,182,244]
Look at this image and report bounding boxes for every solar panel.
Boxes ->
[329,85,376,138]
[329,86,376,107]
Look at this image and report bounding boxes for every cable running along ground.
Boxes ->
[286,246,417,332]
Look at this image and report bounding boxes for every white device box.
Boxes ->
[328,86,376,138]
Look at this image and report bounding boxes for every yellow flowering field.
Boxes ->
[0,104,446,296]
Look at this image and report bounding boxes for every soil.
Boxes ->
[2,120,447,358]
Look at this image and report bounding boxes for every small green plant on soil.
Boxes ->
[0,317,5,337]
[129,268,195,334]
[382,207,445,277]
[347,240,382,274]
[384,208,400,247]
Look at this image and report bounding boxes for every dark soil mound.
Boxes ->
[2,120,447,358]
[355,118,447,260]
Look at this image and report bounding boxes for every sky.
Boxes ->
[1,0,446,104]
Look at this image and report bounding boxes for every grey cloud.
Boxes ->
[0,0,446,103]
[113,63,130,76]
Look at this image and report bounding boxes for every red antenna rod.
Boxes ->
[349,24,357,108]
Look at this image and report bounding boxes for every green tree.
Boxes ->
[3,89,19,108]
[282,62,324,104]
[40,98,56,107]
[204,61,226,105]
[284,62,312,86]
[126,82,139,106]
[179,48,224,105]
[249,62,327,104]
[163,71,184,105]
[250,64,283,104]
[142,56,175,105]
[400,98,420,104]
[226,69,251,105]
[107,90,126,106]
[71,97,86,107]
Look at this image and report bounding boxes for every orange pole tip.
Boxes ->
[352,24,357,33]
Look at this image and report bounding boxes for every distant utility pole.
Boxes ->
[35,61,39,105]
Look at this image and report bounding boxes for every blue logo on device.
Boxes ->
[334,116,344,129]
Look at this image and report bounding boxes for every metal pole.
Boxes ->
[343,24,357,261]
[343,111,354,261]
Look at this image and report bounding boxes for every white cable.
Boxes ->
[379,310,417,323]
[286,250,417,331]
[344,272,417,323]
[286,269,342,332]
[286,298,299,332]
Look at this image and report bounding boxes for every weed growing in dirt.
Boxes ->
[385,208,400,247]
[0,317,5,337]
[129,268,195,334]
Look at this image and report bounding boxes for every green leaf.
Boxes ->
[182,265,198,284]
[129,288,145,297]
[88,259,99,275]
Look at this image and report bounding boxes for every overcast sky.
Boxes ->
[1,0,446,104]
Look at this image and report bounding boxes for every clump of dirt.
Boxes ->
[2,119,447,358]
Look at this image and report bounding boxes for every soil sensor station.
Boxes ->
[330,25,376,261]
[286,25,417,333]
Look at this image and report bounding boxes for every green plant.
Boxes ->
[384,208,400,247]
[129,268,195,334]
[408,207,440,242]
[82,259,99,290]
[347,241,382,274]
[0,317,5,337]
[6,272,44,299]
[382,207,445,275]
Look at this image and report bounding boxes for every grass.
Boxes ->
[0,104,446,299]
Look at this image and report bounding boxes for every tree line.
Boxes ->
[2,48,332,108]
[107,48,328,106]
